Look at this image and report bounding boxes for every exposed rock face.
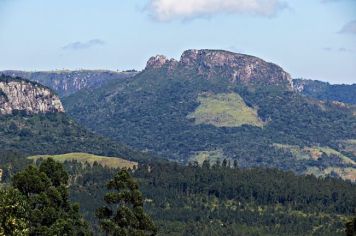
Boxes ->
[0,76,64,115]
[145,49,293,89]
[0,70,138,97]
[146,55,170,69]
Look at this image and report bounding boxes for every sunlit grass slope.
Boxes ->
[28,152,138,169]
[187,93,264,127]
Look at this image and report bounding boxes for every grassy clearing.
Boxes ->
[273,144,356,165]
[318,147,356,165]
[189,149,226,165]
[187,93,264,127]
[340,139,356,157]
[28,152,137,169]
[304,167,356,182]
[274,144,356,181]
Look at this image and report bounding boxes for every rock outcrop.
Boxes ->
[0,75,64,115]
[0,70,138,97]
[145,49,293,89]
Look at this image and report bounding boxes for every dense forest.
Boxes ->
[293,79,356,105]
[0,113,151,162]
[1,151,354,235]
[63,69,356,180]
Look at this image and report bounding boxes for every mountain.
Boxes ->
[0,75,64,115]
[0,70,138,97]
[62,49,356,181]
[0,75,149,161]
[146,49,293,88]
[293,78,356,104]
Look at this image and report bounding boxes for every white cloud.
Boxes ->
[339,20,356,34]
[62,39,105,50]
[146,0,288,22]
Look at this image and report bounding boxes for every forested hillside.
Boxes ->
[63,50,356,181]
[0,112,151,162]
[293,79,356,105]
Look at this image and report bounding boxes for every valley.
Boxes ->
[0,50,355,236]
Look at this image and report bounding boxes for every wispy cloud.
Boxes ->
[62,39,105,50]
[339,20,356,34]
[323,47,354,53]
[145,0,288,22]
[338,47,353,52]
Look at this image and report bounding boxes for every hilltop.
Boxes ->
[0,75,64,115]
[62,49,356,180]
[0,75,150,161]
[146,49,293,89]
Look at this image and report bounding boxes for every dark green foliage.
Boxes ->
[345,217,356,236]
[0,187,29,236]
[0,112,151,162]
[96,169,157,236]
[12,159,92,235]
[64,160,356,236]
[294,78,356,104]
[63,69,356,174]
[0,151,32,183]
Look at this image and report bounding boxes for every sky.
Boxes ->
[0,0,355,84]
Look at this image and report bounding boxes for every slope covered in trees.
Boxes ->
[62,50,356,180]
[293,78,356,105]
[0,112,150,162]
[65,160,356,235]
[1,152,355,235]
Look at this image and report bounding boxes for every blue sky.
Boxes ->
[0,0,355,84]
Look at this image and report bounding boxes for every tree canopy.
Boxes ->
[96,169,157,236]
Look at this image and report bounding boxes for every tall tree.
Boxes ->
[0,187,29,236]
[96,169,157,236]
[12,158,91,236]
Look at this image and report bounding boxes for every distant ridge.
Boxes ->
[0,70,138,97]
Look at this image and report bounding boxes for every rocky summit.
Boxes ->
[146,49,293,89]
[0,75,64,115]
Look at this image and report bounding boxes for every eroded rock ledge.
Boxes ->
[0,76,64,115]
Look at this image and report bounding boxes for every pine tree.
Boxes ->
[12,158,91,236]
[96,169,157,236]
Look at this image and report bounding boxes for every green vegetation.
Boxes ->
[0,112,150,162]
[28,153,138,169]
[345,217,356,236]
[187,93,264,127]
[340,139,356,157]
[318,146,356,165]
[304,167,356,182]
[63,67,356,178]
[1,152,355,235]
[273,143,356,181]
[189,149,226,165]
[0,187,29,236]
[1,70,138,97]
[96,169,157,235]
[68,160,355,235]
[10,159,92,235]
[293,78,356,105]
